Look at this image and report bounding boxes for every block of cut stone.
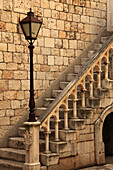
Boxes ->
[74,65,82,74]
[94,43,102,51]
[0,148,25,162]
[101,37,108,43]
[40,153,59,166]
[44,98,55,107]
[59,130,77,141]
[8,137,25,149]
[50,141,72,158]
[67,73,77,81]
[52,90,62,98]
[0,159,24,170]
[88,50,96,58]
[40,166,47,170]
[60,82,69,90]
[102,79,111,89]
[78,108,93,119]
[81,58,89,65]
[69,119,84,130]
[18,127,26,137]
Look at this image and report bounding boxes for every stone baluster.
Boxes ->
[81,89,86,107]
[24,121,41,170]
[97,70,101,89]
[104,51,109,80]
[81,78,86,107]
[105,62,109,80]
[96,60,102,89]
[89,69,94,98]
[45,119,51,153]
[89,80,94,98]
[54,119,60,141]
[110,49,113,78]
[64,109,69,130]
[73,98,78,118]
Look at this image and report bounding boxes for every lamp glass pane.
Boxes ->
[22,23,30,37]
[31,22,40,38]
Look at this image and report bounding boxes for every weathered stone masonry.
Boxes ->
[0,0,106,138]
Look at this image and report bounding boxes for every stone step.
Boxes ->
[94,43,103,51]
[77,99,82,107]
[8,137,25,149]
[40,139,45,152]
[39,129,45,140]
[40,137,68,153]
[36,107,47,116]
[18,127,26,137]
[60,81,69,90]
[74,65,83,74]
[40,129,55,141]
[81,58,89,65]
[67,73,77,81]
[88,97,100,108]
[50,140,75,158]
[52,89,63,98]
[59,130,77,142]
[69,118,84,130]
[44,98,55,107]
[101,36,108,43]
[0,148,25,162]
[51,117,76,130]
[0,159,24,170]
[50,141,67,153]
[40,166,47,170]
[77,107,93,119]
[50,116,75,130]
[59,108,73,119]
[93,88,102,98]
[88,50,96,58]
[40,152,59,166]
[68,99,76,107]
[50,118,64,129]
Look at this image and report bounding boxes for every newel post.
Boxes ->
[24,121,41,170]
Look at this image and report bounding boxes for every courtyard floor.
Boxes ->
[79,156,113,170]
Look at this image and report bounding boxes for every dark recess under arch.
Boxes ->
[103,112,113,156]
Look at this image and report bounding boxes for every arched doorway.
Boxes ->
[103,112,113,157]
[95,103,113,165]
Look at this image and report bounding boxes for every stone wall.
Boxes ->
[0,0,107,138]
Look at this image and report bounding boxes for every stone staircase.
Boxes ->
[0,28,113,170]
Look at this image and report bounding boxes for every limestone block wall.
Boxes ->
[0,0,107,138]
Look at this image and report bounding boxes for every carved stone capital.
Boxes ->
[24,130,32,151]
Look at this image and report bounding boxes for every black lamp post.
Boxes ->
[20,9,42,122]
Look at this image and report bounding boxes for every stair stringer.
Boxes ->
[39,34,113,124]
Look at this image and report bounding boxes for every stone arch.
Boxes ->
[95,103,113,165]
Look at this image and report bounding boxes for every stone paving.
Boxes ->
[79,164,113,170]
[79,156,113,170]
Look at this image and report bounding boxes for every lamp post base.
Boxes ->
[24,163,40,170]
[24,121,41,170]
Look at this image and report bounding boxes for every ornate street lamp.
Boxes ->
[20,9,42,122]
